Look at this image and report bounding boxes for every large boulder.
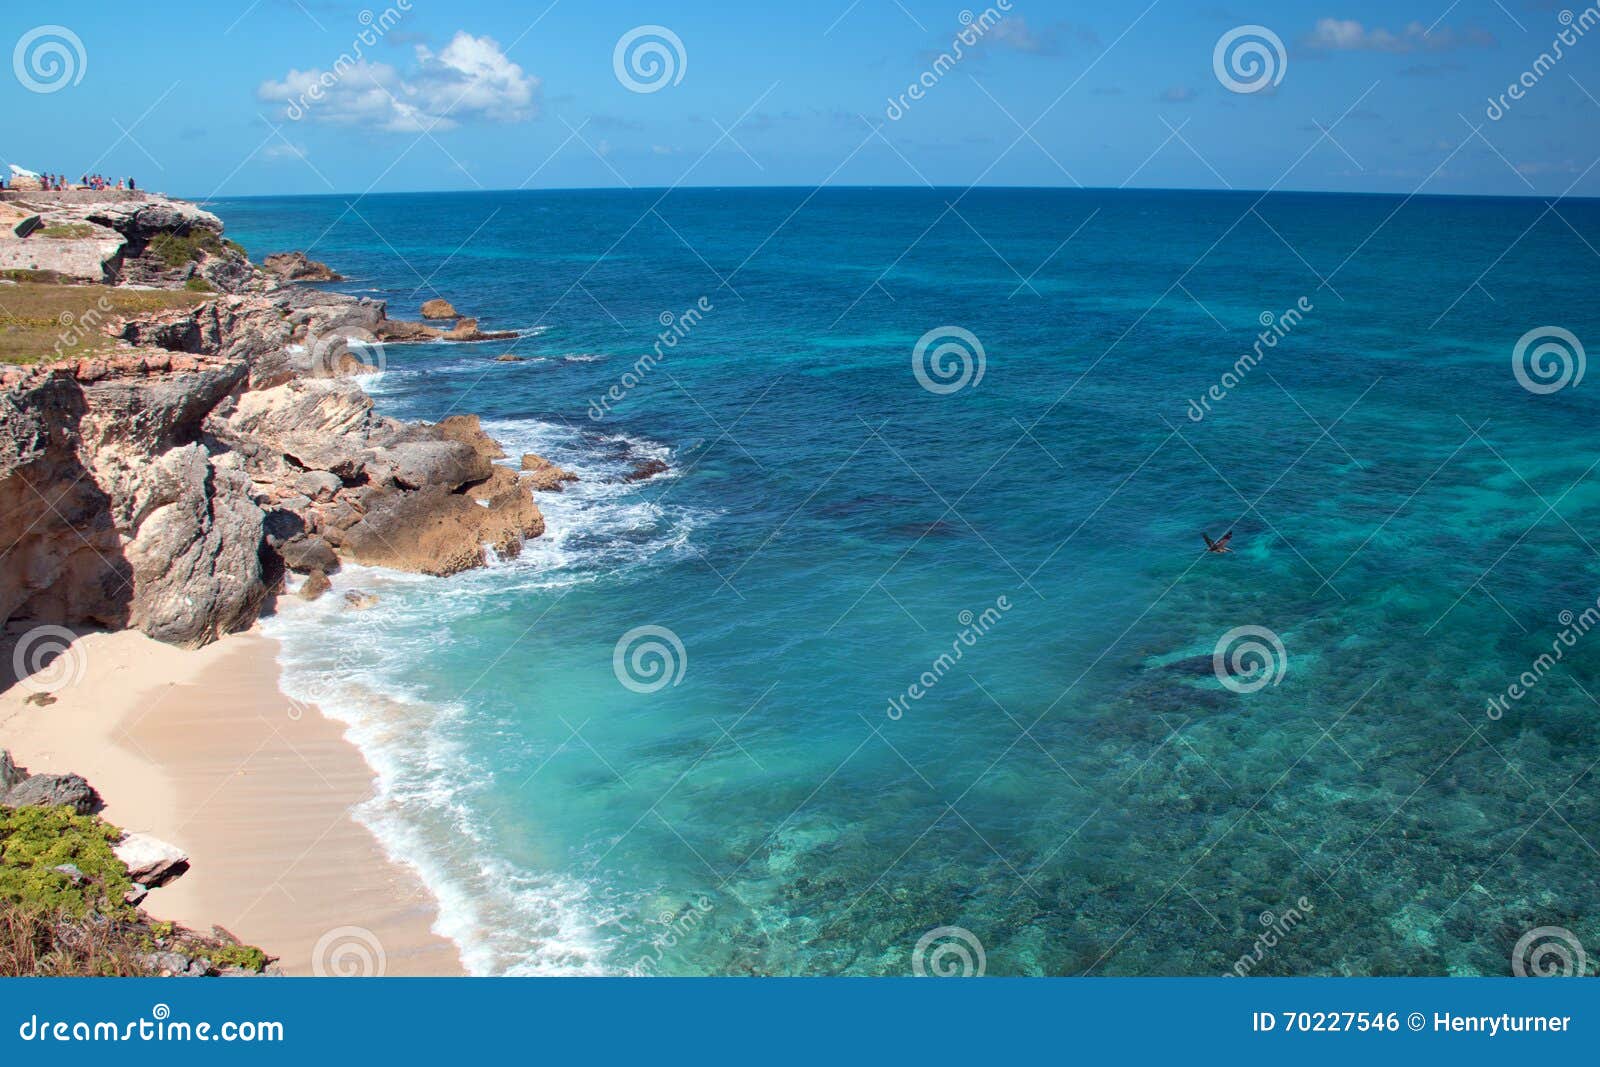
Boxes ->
[420,298,458,319]
[340,468,543,576]
[2,772,100,815]
[113,832,188,887]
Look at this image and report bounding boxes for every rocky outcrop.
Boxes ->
[420,298,457,319]
[521,453,578,492]
[0,760,101,815]
[0,198,547,648]
[261,251,342,282]
[0,193,252,291]
[624,457,669,483]
[443,317,518,343]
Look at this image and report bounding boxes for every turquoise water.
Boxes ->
[212,187,1600,976]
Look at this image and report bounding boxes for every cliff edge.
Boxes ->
[0,193,545,647]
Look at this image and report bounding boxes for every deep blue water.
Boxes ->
[209,186,1600,976]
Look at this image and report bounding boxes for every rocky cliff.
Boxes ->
[0,195,547,647]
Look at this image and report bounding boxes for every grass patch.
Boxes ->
[183,276,216,293]
[0,904,149,976]
[39,223,98,240]
[0,281,211,365]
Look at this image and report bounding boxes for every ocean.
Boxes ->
[209,186,1600,976]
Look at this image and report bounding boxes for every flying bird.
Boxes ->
[1202,530,1234,554]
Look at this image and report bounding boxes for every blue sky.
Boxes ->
[3,0,1599,197]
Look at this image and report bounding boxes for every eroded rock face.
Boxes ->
[521,453,579,492]
[0,193,254,291]
[0,201,547,647]
[261,251,343,282]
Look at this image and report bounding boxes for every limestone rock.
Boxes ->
[420,298,458,319]
[521,453,579,492]
[443,318,518,343]
[436,415,506,461]
[279,534,339,575]
[261,251,342,282]
[343,590,379,610]
[113,832,189,887]
[299,569,331,601]
[374,318,443,343]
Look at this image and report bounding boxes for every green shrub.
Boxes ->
[212,943,269,972]
[183,276,216,293]
[0,806,135,919]
[39,223,97,239]
[146,228,226,268]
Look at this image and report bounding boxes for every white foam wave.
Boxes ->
[262,575,620,975]
[263,416,707,974]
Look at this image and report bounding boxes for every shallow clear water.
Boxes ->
[212,187,1600,976]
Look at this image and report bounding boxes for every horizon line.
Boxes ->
[183,182,1600,204]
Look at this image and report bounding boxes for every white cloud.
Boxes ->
[1304,18,1493,53]
[257,32,538,133]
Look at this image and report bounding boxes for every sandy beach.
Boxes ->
[0,626,462,976]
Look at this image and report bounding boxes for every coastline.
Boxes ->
[0,627,463,976]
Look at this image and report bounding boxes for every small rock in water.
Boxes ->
[494,353,525,362]
[343,590,379,610]
[420,298,458,320]
[623,458,669,483]
[300,569,332,601]
[521,453,579,492]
